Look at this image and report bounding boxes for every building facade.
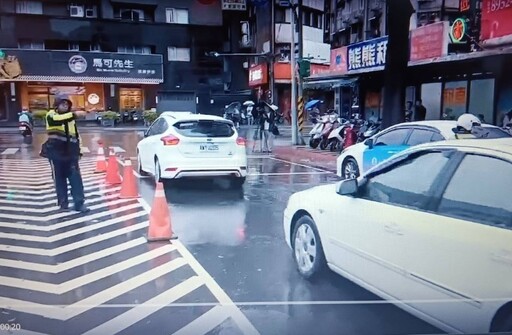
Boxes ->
[0,0,251,122]
[305,0,512,126]
[245,0,331,119]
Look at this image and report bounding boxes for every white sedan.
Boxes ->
[285,138,512,334]
[336,120,511,179]
[137,112,248,187]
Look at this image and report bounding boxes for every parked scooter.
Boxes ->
[319,113,339,150]
[327,118,350,152]
[309,111,337,149]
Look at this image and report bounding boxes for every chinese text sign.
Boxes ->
[347,36,388,72]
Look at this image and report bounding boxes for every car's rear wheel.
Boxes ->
[493,314,512,333]
[231,176,246,188]
[137,153,149,176]
[292,216,326,280]
[154,158,162,182]
[342,157,359,179]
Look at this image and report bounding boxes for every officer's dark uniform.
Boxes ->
[45,94,89,212]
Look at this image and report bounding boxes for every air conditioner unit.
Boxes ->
[241,21,250,34]
[85,6,97,18]
[70,5,84,17]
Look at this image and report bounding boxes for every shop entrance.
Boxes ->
[119,88,143,112]
[26,84,86,111]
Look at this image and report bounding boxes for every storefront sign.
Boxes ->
[248,64,268,87]
[450,18,467,43]
[410,22,449,61]
[330,46,348,74]
[460,0,470,11]
[222,0,247,10]
[88,93,100,105]
[0,49,163,84]
[310,64,331,76]
[480,0,512,43]
[347,36,388,72]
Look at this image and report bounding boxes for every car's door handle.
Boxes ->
[491,250,512,266]
[384,223,404,236]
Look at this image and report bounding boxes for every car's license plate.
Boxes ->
[19,126,26,130]
[199,144,219,151]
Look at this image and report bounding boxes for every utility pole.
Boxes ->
[270,0,276,105]
[296,0,305,145]
[290,6,298,145]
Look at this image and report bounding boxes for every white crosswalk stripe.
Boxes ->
[0,156,260,335]
[0,146,126,156]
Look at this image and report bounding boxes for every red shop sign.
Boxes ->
[481,0,512,41]
[410,22,448,61]
[248,64,268,87]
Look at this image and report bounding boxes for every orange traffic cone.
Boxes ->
[147,182,177,242]
[105,148,122,185]
[94,144,107,173]
[119,158,139,199]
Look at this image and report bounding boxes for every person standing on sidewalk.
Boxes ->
[260,106,275,153]
[42,94,90,213]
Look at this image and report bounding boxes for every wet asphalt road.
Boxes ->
[0,129,442,335]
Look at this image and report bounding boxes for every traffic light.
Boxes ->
[298,59,310,78]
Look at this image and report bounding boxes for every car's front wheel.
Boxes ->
[292,215,326,280]
[342,157,360,179]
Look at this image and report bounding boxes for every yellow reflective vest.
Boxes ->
[45,110,82,155]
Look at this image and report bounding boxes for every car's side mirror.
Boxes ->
[364,138,374,149]
[336,179,358,196]
[144,130,150,138]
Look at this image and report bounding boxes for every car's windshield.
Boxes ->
[173,120,235,138]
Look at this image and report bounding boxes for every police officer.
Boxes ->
[45,94,89,212]
[453,113,482,139]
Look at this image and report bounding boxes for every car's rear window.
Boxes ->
[173,120,235,138]
[471,126,512,139]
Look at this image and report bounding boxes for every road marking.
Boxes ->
[0,181,114,198]
[0,238,146,273]
[0,176,104,191]
[81,146,91,153]
[0,220,148,256]
[247,171,332,176]
[0,258,188,321]
[0,191,120,213]
[82,276,203,335]
[0,198,135,224]
[111,146,126,153]
[172,305,231,335]
[269,156,331,173]
[138,196,261,335]
[0,171,102,185]
[0,148,19,155]
[0,205,144,232]
[0,244,178,293]
[0,186,121,206]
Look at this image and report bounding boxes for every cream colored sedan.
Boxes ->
[284,138,512,334]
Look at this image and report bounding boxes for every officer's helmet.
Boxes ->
[456,113,481,132]
[54,93,73,108]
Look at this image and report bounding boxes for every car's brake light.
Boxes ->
[236,137,246,146]
[161,135,180,146]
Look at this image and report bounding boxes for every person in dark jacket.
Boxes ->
[260,105,275,153]
[44,94,89,212]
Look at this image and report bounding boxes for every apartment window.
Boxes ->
[69,5,98,18]
[167,47,190,62]
[119,9,145,21]
[118,46,151,54]
[15,1,43,14]
[68,42,80,51]
[166,8,189,24]
[18,39,44,50]
[90,44,102,52]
